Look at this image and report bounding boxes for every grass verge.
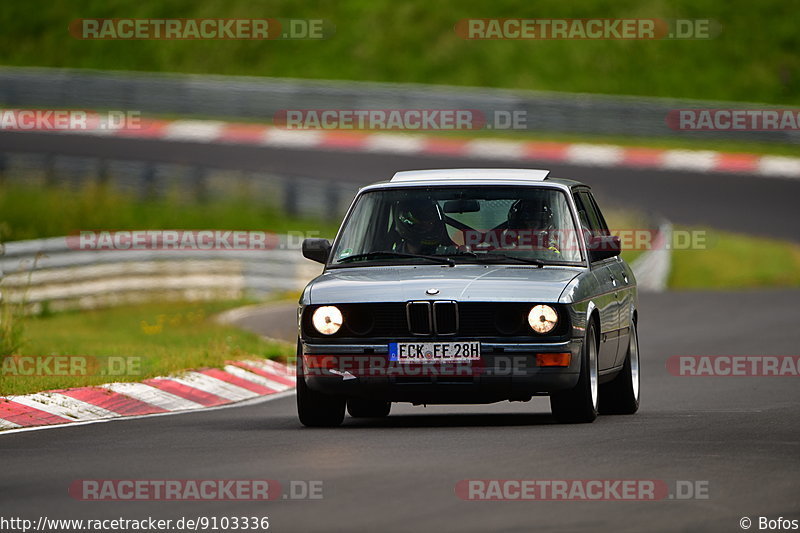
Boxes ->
[0,181,340,242]
[606,212,800,289]
[669,228,800,289]
[0,299,293,396]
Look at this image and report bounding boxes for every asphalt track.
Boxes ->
[2,290,798,532]
[1,130,799,242]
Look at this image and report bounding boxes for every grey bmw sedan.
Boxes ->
[297,168,640,426]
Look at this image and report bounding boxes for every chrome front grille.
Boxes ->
[406,301,458,335]
[406,301,432,335]
[433,301,458,335]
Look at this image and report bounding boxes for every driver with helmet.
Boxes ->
[393,198,457,255]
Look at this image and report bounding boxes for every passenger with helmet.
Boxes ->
[504,197,561,254]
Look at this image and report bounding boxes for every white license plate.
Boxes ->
[388,342,481,363]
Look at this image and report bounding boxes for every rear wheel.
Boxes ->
[599,320,640,415]
[296,342,346,427]
[550,321,599,423]
[347,398,391,418]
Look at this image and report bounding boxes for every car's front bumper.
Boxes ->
[300,338,583,404]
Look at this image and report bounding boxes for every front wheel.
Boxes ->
[550,321,599,423]
[296,342,346,427]
[599,321,640,415]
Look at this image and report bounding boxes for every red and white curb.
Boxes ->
[0,359,295,432]
[10,116,800,179]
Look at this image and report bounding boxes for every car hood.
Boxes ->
[304,264,582,304]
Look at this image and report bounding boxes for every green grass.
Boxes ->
[604,213,800,289]
[0,299,293,396]
[0,0,798,105]
[0,181,340,242]
[669,228,800,289]
[0,293,26,358]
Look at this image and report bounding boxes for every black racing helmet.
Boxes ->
[507,196,553,230]
[394,198,446,248]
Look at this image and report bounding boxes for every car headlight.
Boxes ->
[312,306,343,335]
[528,305,558,334]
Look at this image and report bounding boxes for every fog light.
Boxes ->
[536,353,571,367]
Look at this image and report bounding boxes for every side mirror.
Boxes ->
[588,235,621,262]
[302,238,331,264]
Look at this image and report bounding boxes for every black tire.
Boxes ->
[296,341,346,427]
[550,320,599,423]
[599,320,640,415]
[347,398,391,418]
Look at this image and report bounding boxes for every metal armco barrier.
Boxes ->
[1,67,797,143]
[0,235,322,312]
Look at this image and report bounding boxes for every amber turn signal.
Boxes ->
[536,352,571,367]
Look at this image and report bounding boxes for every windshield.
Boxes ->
[330,186,585,266]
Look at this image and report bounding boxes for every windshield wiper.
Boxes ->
[439,251,548,267]
[336,251,455,266]
[439,251,480,259]
[473,253,545,267]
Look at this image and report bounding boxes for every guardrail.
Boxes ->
[1,66,796,144]
[0,235,321,312]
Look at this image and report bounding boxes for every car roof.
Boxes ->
[392,168,551,182]
[359,169,587,191]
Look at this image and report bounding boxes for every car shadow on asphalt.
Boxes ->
[336,412,558,428]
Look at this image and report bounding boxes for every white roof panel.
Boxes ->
[390,168,550,183]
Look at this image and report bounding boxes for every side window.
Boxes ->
[574,191,608,237]
[585,192,610,236]
[572,192,593,233]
